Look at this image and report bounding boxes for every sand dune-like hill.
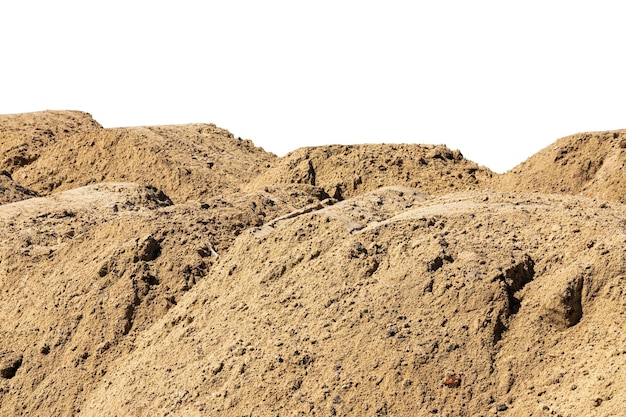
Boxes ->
[495,130,626,202]
[1,111,276,203]
[0,182,329,416]
[0,111,102,174]
[247,144,493,199]
[0,111,624,417]
[81,189,626,417]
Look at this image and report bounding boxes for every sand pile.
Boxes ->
[79,189,626,417]
[0,111,624,416]
[495,130,626,202]
[246,144,493,199]
[0,111,276,203]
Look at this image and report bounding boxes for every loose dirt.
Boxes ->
[0,111,624,417]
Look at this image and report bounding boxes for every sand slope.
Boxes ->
[1,111,277,203]
[495,130,626,202]
[78,189,626,417]
[0,112,624,417]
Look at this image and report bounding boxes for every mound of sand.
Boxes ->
[247,144,493,200]
[496,130,626,202]
[0,111,102,173]
[1,111,277,203]
[0,182,330,416]
[78,189,626,417]
[0,111,624,417]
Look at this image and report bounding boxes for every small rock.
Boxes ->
[210,361,224,375]
[496,403,508,412]
[386,324,399,337]
[443,374,461,388]
[0,352,23,379]
[97,263,109,277]
[138,236,161,262]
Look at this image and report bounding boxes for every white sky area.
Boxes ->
[1,1,624,173]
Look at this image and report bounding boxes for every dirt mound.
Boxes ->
[495,130,626,202]
[0,111,277,203]
[14,125,275,203]
[78,189,626,416]
[1,111,626,417]
[246,144,493,199]
[0,111,102,173]
[0,182,329,416]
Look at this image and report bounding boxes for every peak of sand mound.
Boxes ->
[0,111,625,416]
[0,111,102,172]
[8,124,275,203]
[496,129,626,202]
[0,110,102,138]
[247,144,493,199]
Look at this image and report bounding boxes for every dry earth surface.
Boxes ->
[0,111,624,417]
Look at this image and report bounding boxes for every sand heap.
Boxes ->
[495,130,626,202]
[246,144,493,199]
[0,110,100,203]
[0,112,624,417]
[81,189,626,417]
[0,111,275,203]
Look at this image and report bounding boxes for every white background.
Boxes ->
[1,1,624,172]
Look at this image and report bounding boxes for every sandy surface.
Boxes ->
[0,111,624,416]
